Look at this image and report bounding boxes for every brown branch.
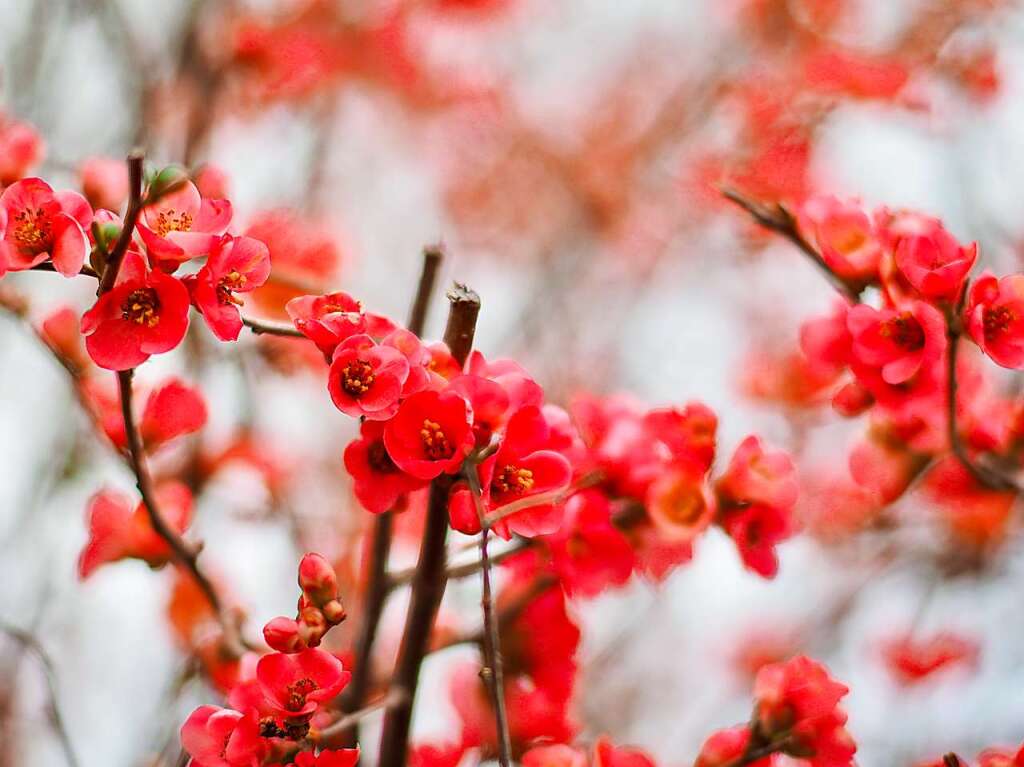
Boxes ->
[29,262,100,279]
[0,623,81,767]
[945,312,1020,493]
[241,315,306,338]
[719,186,862,303]
[465,467,512,767]
[97,152,145,295]
[117,370,247,658]
[313,689,408,745]
[330,246,444,749]
[377,283,481,767]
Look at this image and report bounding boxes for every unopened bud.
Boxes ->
[263,616,304,654]
[298,553,338,606]
[321,599,346,625]
[146,164,189,203]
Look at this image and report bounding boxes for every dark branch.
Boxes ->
[97,152,145,295]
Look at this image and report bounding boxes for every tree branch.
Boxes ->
[0,622,81,767]
[377,283,480,767]
[241,315,306,338]
[719,186,862,303]
[116,370,248,657]
[331,245,444,749]
[97,152,145,295]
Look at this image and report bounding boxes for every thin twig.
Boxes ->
[29,262,100,279]
[719,186,862,303]
[465,466,512,767]
[97,152,145,295]
[116,370,247,657]
[0,623,81,767]
[314,688,408,744]
[241,316,306,338]
[377,283,481,767]
[331,246,444,748]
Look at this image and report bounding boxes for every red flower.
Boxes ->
[37,305,91,374]
[272,749,360,767]
[695,726,760,767]
[753,655,855,767]
[79,156,130,212]
[720,502,792,578]
[546,490,634,598]
[0,113,44,185]
[717,436,798,512]
[592,737,657,767]
[965,272,1024,369]
[796,196,881,284]
[256,648,350,721]
[522,745,587,767]
[328,334,410,419]
[642,402,718,473]
[449,406,572,538]
[286,292,369,356]
[180,705,266,767]
[189,235,272,341]
[383,388,474,479]
[81,251,191,370]
[646,465,716,543]
[344,420,427,513]
[894,223,977,303]
[0,177,91,276]
[140,377,208,448]
[138,179,232,270]
[847,301,946,386]
[880,632,979,686]
[78,482,193,578]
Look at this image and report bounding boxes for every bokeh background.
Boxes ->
[2,0,1024,765]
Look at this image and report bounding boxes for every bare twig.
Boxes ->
[719,186,862,303]
[314,688,408,744]
[377,283,481,767]
[0,623,81,767]
[241,316,306,338]
[465,467,512,767]
[116,370,247,657]
[97,152,145,295]
[331,246,444,748]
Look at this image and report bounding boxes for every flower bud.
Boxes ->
[321,599,347,625]
[147,164,189,203]
[298,553,338,606]
[263,616,304,654]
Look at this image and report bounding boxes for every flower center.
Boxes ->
[420,419,454,460]
[660,481,705,525]
[341,359,375,396]
[493,464,535,495]
[881,313,924,351]
[216,270,246,306]
[121,288,161,328]
[984,306,1014,342]
[12,208,51,253]
[367,440,397,474]
[154,209,193,237]
[285,677,318,712]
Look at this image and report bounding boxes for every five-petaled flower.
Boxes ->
[180,705,266,767]
[383,388,475,479]
[138,179,232,271]
[256,647,350,721]
[0,177,91,276]
[188,235,272,341]
[327,334,411,419]
[80,251,191,370]
[965,272,1024,369]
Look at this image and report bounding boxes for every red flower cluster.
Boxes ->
[696,655,855,767]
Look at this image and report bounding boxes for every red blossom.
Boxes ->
[847,300,946,386]
[796,195,881,284]
[327,334,410,419]
[0,177,91,276]
[79,156,130,212]
[880,631,979,686]
[180,705,266,767]
[256,647,350,721]
[138,179,232,270]
[188,235,272,341]
[344,420,427,513]
[286,292,368,356]
[78,482,193,578]
[383,388,474,480]
[0,113,44,185]
[545,490,634,597]
[965,272,1024,369]
[893,223,977,303]
[81,251,191,370]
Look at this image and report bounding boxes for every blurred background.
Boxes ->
[2,0,1024,764]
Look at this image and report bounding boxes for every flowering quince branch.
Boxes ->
[116,368,249,658]
[311,688,409,745]
[242,315,306,337]
[334,245,444,748]
[0,622,81,767]
[96,150,144,295]
[377,283,481,767]
[464,458,514,767]
[719,186,864,303]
